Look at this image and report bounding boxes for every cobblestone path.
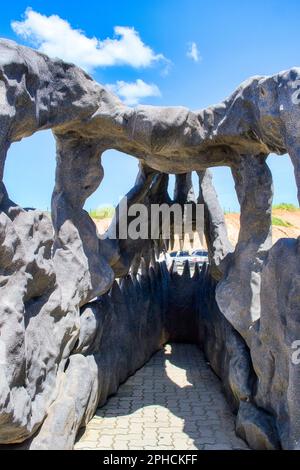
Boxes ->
[75,344,249,450]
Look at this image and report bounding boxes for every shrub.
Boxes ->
[272,216,293,227]
[89,206,115,219]
[273,203,298,211]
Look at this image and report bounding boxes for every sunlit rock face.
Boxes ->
[0,38,299,449]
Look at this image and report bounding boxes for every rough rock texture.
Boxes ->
[30,266,169,449]
[0,38,300,449]
[250,238,300,450]
[236,402,280,450]
[217,155,273,343]
[197,170,233,279]
[166,261,253,410]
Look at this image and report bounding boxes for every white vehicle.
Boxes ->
[191,249,209,266]
[169,250,191,268]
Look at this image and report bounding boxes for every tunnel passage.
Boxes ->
[72,260,253,451]
[0,39,300,450]
[75,344,249,451]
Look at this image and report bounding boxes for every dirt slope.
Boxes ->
[225,209,300,247]
[93,208,300,252]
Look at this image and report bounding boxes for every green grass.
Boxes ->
[272,216,293,227]
[273,203,299,211]
[223,210,239,215]
[89,206,115,219]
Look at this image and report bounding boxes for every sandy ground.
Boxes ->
[93,208,300,252]
[225,210,300,247]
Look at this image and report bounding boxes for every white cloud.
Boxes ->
[187,42,201,62]
[107,79,161,106]
[11,8,166,72]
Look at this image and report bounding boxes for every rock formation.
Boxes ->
[0,38,300,449]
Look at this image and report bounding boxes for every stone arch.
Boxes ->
[1,38,300,450]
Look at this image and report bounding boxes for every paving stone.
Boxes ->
[75,344,249,451]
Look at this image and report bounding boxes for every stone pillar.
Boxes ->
[216,155,273,344]
[174,173,196,205]
[197,169,233,280]
[52,133,114,306]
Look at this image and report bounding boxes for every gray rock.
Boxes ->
[216,155,273,344]
[236,401,280,450]
[250,238,300,450]
[197,169,233,280]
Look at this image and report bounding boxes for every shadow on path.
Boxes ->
[76,344,248,450]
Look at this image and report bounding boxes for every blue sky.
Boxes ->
[2,0,299,212]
